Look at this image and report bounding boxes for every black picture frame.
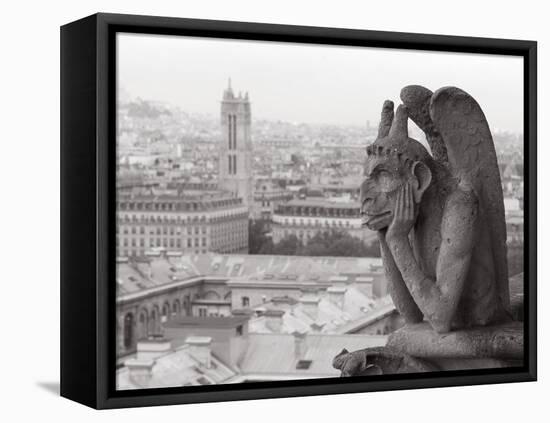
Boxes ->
[60,12,537,409]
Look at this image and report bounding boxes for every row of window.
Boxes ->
[275,227,362,241]
[117,237,208,248]
[228,114,237,150]
[276,219,355,228]
[118,226,207,236]
[118,222,247,236]
[117,212,248,224]
[118,249,208,257]
[228,154,238,175]
[117,199,241,212]
[116,232,247,249]
[276,207,360,217]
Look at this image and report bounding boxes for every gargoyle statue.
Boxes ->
[360,86,511,334]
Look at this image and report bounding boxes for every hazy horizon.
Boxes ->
[117,33,524,133]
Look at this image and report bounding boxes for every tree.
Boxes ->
[253,228,381,258]
[271,234,302,255]
[301,229,379,257]
[248,219,271,254]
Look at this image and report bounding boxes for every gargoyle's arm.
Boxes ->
[378,231,424,323]
[387,189,478,333]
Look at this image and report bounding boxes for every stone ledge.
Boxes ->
[387,321,523,360]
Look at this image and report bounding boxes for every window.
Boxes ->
[232,115,237,149]
[123,313,134,349]
[198,308,207,317]
[233,155,237,174]
[228,114,232,150]
[236,325,243,336]
[241,296,250,307]
[228,155,232,174]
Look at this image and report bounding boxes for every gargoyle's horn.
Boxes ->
[377,100,394,139]
[389,104,409,140]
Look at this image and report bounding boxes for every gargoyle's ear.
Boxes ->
[411,161,432,203]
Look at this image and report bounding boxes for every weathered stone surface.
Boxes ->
[335,86,523,377]
[509,272,524,322]
[359,86,510,334]
[387,322,523,360]
[332,346,437,376]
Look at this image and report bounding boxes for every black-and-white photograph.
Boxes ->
[114,33,525,390]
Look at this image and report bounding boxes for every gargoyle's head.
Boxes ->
[360,101,433,231]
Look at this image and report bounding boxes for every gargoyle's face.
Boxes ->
[360,154,410,231]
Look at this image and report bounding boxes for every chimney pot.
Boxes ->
[124,358,155,387]
[299,297,320,320]
[292,330,307,359]
[185,336,212,368]
[327,286,347,309]
[136,338,171,361]
[264,309,285,333]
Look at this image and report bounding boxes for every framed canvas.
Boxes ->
[60,13,537,409]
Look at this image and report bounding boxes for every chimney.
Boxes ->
[264,309,285,333]
[186,336,212,368]
[329,275,349,286]
[355,276,374,297]
[299,297,320,320]
[136,338,171,361]
[327,286,347,309]
[124,358,155,387]
[292,330,307,359]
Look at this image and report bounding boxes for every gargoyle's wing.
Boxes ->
[429,86,510,312]
[400,85,448,164]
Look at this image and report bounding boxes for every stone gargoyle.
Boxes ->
[334,86,520,376]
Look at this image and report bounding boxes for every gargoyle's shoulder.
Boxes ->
[446,184,479,208]
[442,186,479,222]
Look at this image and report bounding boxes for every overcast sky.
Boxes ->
[117,33,523,133]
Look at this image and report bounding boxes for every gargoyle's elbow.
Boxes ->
[429,318,452,334]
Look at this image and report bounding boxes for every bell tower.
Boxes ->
[219,79,252,211]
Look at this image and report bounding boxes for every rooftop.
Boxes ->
[283,198,361,209]
[117,332,388,389]
[116,253,384,298]
[164,316,250,329]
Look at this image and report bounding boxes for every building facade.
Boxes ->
[251,179,293,223]
[116,189,249,257]
[219,80,253,212]
[116,253,389,359]
[271,198,377,245]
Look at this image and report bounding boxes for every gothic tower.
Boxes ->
[219,79,252,211]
